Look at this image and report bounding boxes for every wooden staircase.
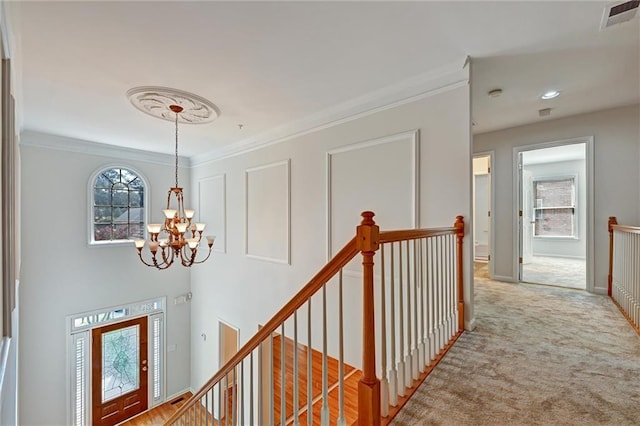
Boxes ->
[164,212,466,425]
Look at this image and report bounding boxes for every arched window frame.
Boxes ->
[88,165,150,246]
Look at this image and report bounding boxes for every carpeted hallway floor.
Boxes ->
[391,277,640,425]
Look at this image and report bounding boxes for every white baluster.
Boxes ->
[411,239,419,381]
[389,243,398,406]
[337,270,346,426]
[293,311,300,426]
[380,244,390,416]
[307,299,313,424]
[397,242,406,395]
[250,351,254,425]
[419,238,426,372]
[321,284,329,426]
[280,324,286,426]
[428,237,436,361]
[405,240,413,387]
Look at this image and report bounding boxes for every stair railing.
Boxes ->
[165,211,465,425]
[608,217,640,332]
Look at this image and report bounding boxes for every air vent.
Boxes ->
[600,1,639,29]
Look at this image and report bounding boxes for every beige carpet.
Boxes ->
[391,278,640,425]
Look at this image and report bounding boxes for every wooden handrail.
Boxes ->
[611,224,640,234]
[164,236,359,425]
[379,227,457,243]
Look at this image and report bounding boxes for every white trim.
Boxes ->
[218,319,240,369]
[513,137,594,292]
[531,174,579,239]
[244,159,291,264]
[192,61,467,166]
[20,131,190,168]
[326,130,419,261]
[0,336,10,403]
[492,275,518,283]
[472,151,495,279]
[198,174,227,253]
[86,164,151,247]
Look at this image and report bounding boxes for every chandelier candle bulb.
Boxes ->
[184,209,195,219]
[195,223,206,232]
[175,223,188,234]
[206,236,215,247]
[147,224,162,234]
[148,241,159,253]
[163,209,177,219]
[134,240,145,249]
[187,239,199,250]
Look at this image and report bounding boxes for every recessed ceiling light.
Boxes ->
[541,90,560,100]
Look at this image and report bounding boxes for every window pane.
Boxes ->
[120,169,137,184]
[113,224,131,240]
[103,169,121,183]
[94,224,112,241]
[535,208,574,236]
[95,174,112,188]
[129,191,143,207]
[94,206,112,224]
[94,188,110,206]
[112,190,129,206]
[129,223,144,239]
[102,325,140,403]
[112,207,129,223]
[534,179,573,207]
[129,178,143,191]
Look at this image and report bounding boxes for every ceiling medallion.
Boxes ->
[127,86,220,124]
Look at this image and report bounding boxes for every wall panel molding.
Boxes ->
[245,160,291,264]
[326,130,419,262]
[198,174,227,253]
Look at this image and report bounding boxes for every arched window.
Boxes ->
[91,167,146,243]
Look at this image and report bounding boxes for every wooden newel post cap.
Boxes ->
[357,211,379,252]
[608,216,618,231]
[454,215,464,235]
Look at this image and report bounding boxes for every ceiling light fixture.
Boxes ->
[541,90,560,100]
[488,88,503,98]
[127,87,220,269]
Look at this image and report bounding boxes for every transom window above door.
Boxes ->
[90,167,147,244]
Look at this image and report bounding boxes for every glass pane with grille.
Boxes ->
[102,324,140,402]
[92,167,145,242]
[533,178,575,237]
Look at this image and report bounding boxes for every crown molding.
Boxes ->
[191,57,469,167]
[20,130,190,168]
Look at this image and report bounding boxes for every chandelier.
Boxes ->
[128,87,219,270]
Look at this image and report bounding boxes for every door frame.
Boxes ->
[218,319,240,422]
[512,136,594,292]
[473,151,495,279]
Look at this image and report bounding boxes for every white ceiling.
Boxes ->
[522,143,586,166]
[9,1,640,158]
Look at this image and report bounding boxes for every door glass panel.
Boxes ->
[102,324,140,402]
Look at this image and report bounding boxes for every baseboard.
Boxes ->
[465,316,477,331]
[492,275,517,283]
[165,388,194,404]
[533,253,586,260]
[593,286,608,295]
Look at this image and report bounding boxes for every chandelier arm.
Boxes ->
[136,251,158,268]
[179,245,197,267]
[152,249,174,270]
[190,246,214,265]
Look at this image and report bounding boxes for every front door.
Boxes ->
[92,316,148,425]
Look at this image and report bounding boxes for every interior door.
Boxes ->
[92,316,148,425]
[474,173,490,260]
[522,168,534,265]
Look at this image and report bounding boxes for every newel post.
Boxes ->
[357,211,381,425]
[455,216,465,332]
[608,216,617,297]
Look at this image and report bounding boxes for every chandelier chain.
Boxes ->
[175,111,179,188]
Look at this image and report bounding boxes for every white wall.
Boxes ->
[19,136,192,425]
[526,159,586,258]
[188,80,473,392]
[474,104,640,292]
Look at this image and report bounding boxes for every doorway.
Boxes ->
[516,139,592,290]
[219,321,240,423]
[91,316,148,426]
[473,153,492,279]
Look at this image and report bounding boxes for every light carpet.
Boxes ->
[391,278,640,425]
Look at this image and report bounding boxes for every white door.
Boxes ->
[474,174,490,260]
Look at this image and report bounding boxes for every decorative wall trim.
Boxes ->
[20,130,190,168]
[192,60,467,166]
[245,159,291,264]
[198,174,227,253]
[326,130,420,261]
